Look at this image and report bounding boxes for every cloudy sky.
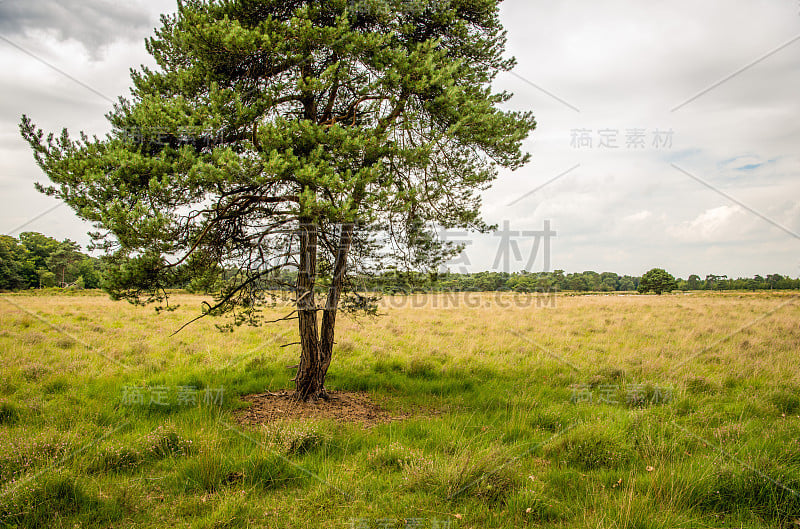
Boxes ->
[1,0,798,278]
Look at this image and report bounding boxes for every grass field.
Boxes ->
[0,290,799,528]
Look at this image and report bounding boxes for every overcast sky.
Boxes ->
[1,0,798,278]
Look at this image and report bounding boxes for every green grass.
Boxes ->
[0,291,799,527]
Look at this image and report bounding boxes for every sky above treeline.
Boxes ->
[1,0,798,278]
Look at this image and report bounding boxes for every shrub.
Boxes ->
[0,434,73,483]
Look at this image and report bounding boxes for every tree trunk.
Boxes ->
[294,219,324,400]
[292,221,354,401]
[319,222,354,389]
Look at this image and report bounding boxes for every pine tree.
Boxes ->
[20,0,535,399]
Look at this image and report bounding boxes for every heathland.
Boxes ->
[0,291,798,528]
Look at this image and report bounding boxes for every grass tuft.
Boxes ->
[404,445,519,503]
[0,471,123,528]
[0,401,20,425]
[145,426,195,459]
[690,463,800,522]
[366,442,422,471]
[545,424,636,470]
[769,390,800,414]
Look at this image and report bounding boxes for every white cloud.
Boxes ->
[0,0,160,57]
[668,205,745,242]
[0,0,798,277]
[623,210,652,222]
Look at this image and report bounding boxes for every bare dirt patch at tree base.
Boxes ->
[236,391,416,427]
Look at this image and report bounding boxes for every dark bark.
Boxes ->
[294,218,323,400]
[292,220,354,401]
[319,222,354,388]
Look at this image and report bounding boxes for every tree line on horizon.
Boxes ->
[1,232,798,293]
[359,268,800,293]
[0,232,102,290]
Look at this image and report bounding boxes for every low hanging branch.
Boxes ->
[20,0,536,401]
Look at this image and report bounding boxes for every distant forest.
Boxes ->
[2,232,799,293]
[0,232,103,290]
